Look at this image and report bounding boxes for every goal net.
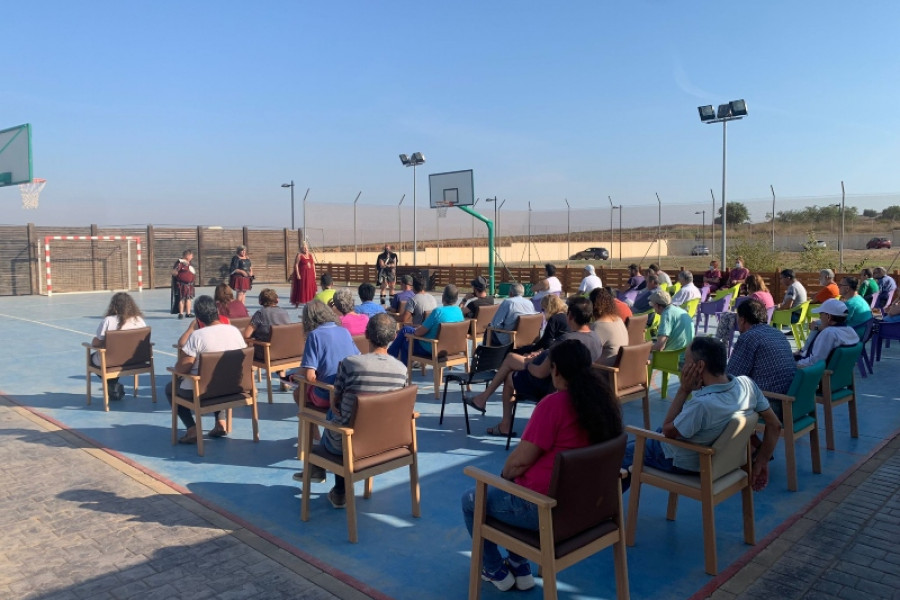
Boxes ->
[41,236,143,296]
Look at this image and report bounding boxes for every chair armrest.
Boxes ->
[165,366,200,382]
[485,327,514,336]
[293,375,335,393]
[297,410,352,435]
[593,364,618,373]
[761,391,797,403]
[81,342,95,349]
[625,425,715,455]
[406,334,437,343]
[249,339,271,347]
[463,466,557,509]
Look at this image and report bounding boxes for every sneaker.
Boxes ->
[107,382,125,400]
[505,558,534,590]
[292,465,326,484]
[481,564,515,592]
[187,313,195,318]
[328,487,346,509]
[380,296,386,305]
[178,313,185,319]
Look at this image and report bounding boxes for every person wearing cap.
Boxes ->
[813,269,840,303]
[649,288,694,352]
[459,276,495,319]
[838,276,872,335]
[670,270,701,306]
[577,264,603,295]
[795,299,859,368]
[388,274,415,314]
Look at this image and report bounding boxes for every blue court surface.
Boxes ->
[1,289,898,600]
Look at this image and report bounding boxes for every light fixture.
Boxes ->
[400,152,426,265]
[698,105,715,121]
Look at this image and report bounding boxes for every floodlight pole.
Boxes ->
[840,181,846,272]
[281,181,295,230]
[608,196,615,262]
[413,164,418,266]
[655,193,662,265]
[301,188,310,242]
[398,194,405,261]
[459,205,495,295]
[353,191,361,265]
[564,198,570,260]
[710,189,716,260]
[472,198,480,264]
[721,120,728,269]
[528,201,532,265]
[770,185,776,252]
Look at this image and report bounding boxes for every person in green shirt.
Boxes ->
[649,289,695,352]
[838,276,872,336]
[859,268,879,304]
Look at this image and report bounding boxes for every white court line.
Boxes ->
[0,312,178,358]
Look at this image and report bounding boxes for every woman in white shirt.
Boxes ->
[91,292,147,400]
[531,263,563,309]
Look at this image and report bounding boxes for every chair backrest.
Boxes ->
[437,320,471,355]
[825,342,864,392]
[473,303,500,334]
[196,347,254,400]
[682,298,700,318]
[104,327,153,368]
[710,412,759,480]
[547,433,627,543]
[786,360,825,422]
[229,317,251,333]
[855,317,875,343]
[350,385,418,460]
[700,285,710,302]
[611,342,653,392]
[470,343,511,377]
[624,313,649,346]
[514,313,544,347]
[266,322,306,361]
[352,334,369,354]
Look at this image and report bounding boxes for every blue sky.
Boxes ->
[3,1,900,227]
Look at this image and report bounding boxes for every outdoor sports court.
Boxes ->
[2,287,898,599]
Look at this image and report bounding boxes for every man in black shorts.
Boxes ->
[376,244,399,305]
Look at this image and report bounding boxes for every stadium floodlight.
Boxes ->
[698,105,716,122]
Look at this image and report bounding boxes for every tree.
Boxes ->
[881,205,900,222]
[863,209,879,218]
[713,201,750,226]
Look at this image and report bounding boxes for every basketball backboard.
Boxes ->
[0,124,32,187]
[428,169,474,208]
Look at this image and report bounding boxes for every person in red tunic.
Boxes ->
[289,241,317,307]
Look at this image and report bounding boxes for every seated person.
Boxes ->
[404,284,465,365]
[244,288,291,359]
[388,274,438,358]
[588,288,629,366]
[839,276,872,334]
[873,266,897,310]
[648,263,671,287]
[745,274,775,309]
[355,282,386,318]
[859,268,879,304]
[777,269,808,324]
[577,264,603,295]
[670,270,701,306]
[795,299,860,368]
[725,257,750,289]
[531,263,563,309]
[649,289,694,352]
[389,274,416,314]
[464,297,604,438]
[215,283,249,319]
[91,291,147,400]
[165,295,247,444]
[331,289,368,336]
[716,274,774,344]
[294,314,409,494]
[515,294,569,355]
[625,264,645,292]
[622,336,782,492]
[313,273,336,306]
[461,340,623,591]
[704,260,723,292]
[602,287,633,321]
[813,269,840,304]
[459,276,495,319]
[631,275,659,314]
[485,283,537,346]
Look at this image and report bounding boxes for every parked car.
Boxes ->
[867,237,892,249]
[569,247,609,260]
[691,245,710,256]
[804,240,827,250]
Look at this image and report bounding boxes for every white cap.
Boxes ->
[812,298,848,316]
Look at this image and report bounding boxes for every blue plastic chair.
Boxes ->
[695,295,732,334]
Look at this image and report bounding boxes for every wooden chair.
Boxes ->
[465,434,629,600]
[485,313,543,349]
[83,327,157,412]
[771,301,811,343]
[352,334,369,355]
[406,321,471,399]
[468,303,500,347]
[250,323,306,403]
[625,413,759,575]
[624,313,649,346]
[761,360,825,491]
[816,342,864,451]
[440,343,511,434]
[647,347,685,399]
[594,342,653,428]
[167,347,259,457]
[229,316,251,335]
[295,377,336,463]
[299,385,420,543]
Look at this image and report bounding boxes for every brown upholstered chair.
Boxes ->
[83,327,157,412]
[228,316,251,335]
[299,385,420,543]
[167,347,259,457]
[594,342,653,428]
[624,313,649,346]
[625,413,759,575]
[295,376,336,463]
[464,433,630,600]
[250,323,306,403]
[468,303,500,346]
[406,321,471,399]
[352,334,369,355]
[485,313,543,349]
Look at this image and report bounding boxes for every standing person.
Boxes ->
[244,288,291,359]
[214,283,249,319]
[166,295,246,444]
[229,245,253,305]
[171,249,196,319]
[461,339,623,592]
[376,244,399,305]
[91,292,147,401]
[289,241,317,308]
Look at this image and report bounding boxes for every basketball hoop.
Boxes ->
[437,201,455,218]
[19,178,46,209]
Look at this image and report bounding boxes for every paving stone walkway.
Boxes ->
[707,432,900,600]
[0,398,371,600]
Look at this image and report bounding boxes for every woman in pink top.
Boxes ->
[745,274,775,309]
[461,339,623,592]
[331,289,368,336]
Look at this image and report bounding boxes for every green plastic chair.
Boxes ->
[682,298,700,319]
[648,347,685,399]
[770,301,811,344]
[804,303,821,339]
[710,284,740,304]
[496,282,512,298]
[761,361,825,491]
[816,342,864,451]
[668,282,681,296]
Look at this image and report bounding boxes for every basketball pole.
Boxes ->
[458,205,495,295]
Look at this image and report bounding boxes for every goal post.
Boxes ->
[43,236,143,296]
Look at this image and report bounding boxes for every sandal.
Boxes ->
[486,425,516,438]
[462,393,487,415]
[178,433,197,445]
[209,426,228,438]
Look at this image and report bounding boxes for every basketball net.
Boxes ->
[19,178,46,210]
